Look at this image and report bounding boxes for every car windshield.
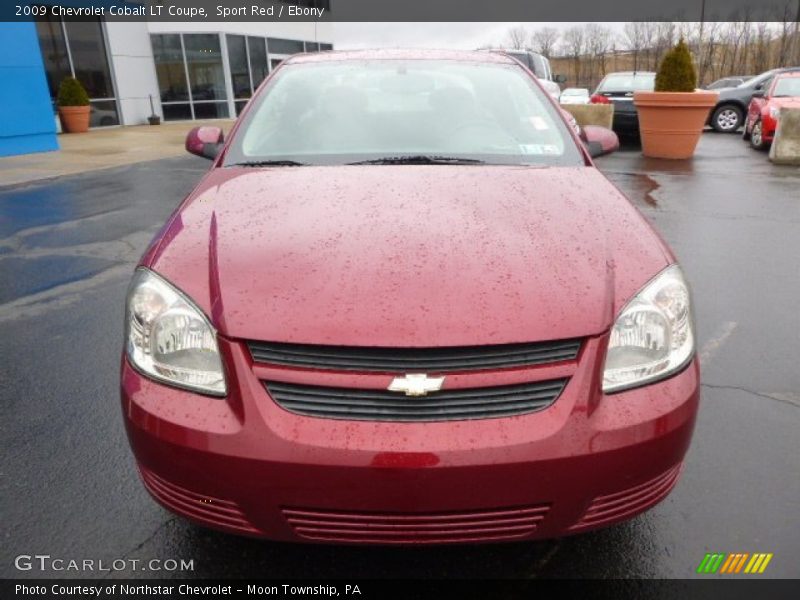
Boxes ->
[224,59,583,167]
[772,77,800,97]
[738,72,774,88]
[563,89,588,96]
[596,73,655,92]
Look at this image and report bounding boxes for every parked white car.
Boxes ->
[560,88,590,105]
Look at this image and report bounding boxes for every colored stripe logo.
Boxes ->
[697,553,773,574]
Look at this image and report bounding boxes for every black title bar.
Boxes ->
[3,579,800,600]
[4,0,800,22]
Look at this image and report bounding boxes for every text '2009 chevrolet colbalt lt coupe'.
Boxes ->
[121,49,699,544]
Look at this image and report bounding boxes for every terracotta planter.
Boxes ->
[633,91,718,159]
[58,105,91,133]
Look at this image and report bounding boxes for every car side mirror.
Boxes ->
[751,90,765,98]
[580,125,619,158]
[554,74,567,84]
[186,126,224,160]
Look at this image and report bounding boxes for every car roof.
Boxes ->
[489,48,543,55]
[761,66,800,76]
[602,71,656,76]
[284,48,518,65]
[775,71,800,78]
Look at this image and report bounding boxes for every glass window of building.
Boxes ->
[227,35,251,97]
[152,34,189,103]
[248,37,269,89]
[227,34,251,116]
[267,38,304,55]
[162,104,193,121]
[63,21,114,99]
[184,34,227,109]
[305,42,319,52]
[35,14,70,100]
[320,43,333,51]
[35,16,119,127]
[151,33,230,121]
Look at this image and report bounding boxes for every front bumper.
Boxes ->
[762,115,778,143]
[121,335,699,544]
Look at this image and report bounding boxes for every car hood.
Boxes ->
[717,87,751,102]
[147,166,670,346]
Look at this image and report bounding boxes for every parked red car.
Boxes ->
[744,71,800,149]
[121,50,699,544]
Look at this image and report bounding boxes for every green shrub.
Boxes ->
[654,39,697,92]
[57,77,90,107]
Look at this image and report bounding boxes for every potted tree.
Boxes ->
[634,39,718,159]
[57,77,91,133]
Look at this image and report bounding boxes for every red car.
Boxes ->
[122,50,699,545]
[744,71,800,150]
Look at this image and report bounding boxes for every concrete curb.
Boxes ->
[769,108,800,166]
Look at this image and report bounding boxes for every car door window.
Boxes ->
[755,77,773,92]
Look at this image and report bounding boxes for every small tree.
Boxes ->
[57,77,90,107]
[654,38,697,92]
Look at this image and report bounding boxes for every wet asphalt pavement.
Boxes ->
[1,133,798,580]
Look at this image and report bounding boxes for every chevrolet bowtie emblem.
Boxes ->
[388,374,445,397]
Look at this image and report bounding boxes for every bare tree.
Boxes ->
[561,26,587,86]
[651,22,677,70]
[585,24,615,84]
[792,0,800,65]
[640,22,658,70]
[623,22,648,71]
[750,22,773,75]
[704,21,723,83]
[505,25,529,50]
[775,5,795,65]
[531,27,560,58]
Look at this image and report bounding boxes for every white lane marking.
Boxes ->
[699,321,738,366]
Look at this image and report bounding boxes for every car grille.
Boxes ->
[282,504,551,544]
[248,339,581,372]
[139,467,258,534]
[569,463,683,531]
[265,379,567,422]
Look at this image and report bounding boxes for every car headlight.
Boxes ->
[602,264,694,393]
[125,268,226,396]
[769,106,780,120]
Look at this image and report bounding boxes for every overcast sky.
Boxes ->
[332,23,627,50]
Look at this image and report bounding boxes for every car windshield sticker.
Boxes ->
[519,144,545,154]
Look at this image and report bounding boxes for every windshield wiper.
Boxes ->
[347,155,485,165]
[229,160,307,167]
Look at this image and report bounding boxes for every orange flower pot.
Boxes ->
[633,91,718,159]
[58,105,91,133]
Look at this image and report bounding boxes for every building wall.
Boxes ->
[0,22,59,157]
[146,21,333,44]
[105,22,161,126]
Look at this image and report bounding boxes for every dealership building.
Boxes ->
[0,4,333,157]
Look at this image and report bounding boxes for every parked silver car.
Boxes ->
[489,49,563,102]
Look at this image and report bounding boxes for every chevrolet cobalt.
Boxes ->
[122,50,698,544]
